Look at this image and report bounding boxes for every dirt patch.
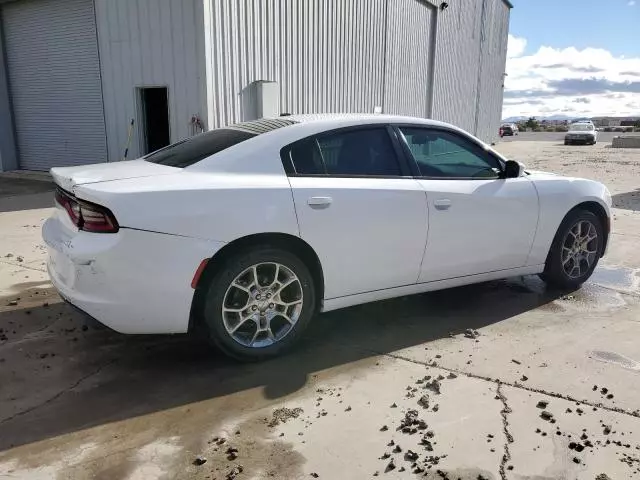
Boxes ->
[267,407,304,427]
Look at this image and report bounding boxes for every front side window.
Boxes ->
[399,128,500,179]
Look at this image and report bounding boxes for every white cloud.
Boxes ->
[507,34,527,58]
[629,1,636,6]
[503,39,640,118]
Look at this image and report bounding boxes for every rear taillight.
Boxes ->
[54,189,119,233]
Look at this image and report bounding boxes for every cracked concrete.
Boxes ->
[1,141,640,478]
[496,383,514,480]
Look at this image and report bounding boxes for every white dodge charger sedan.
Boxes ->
[43,114,612,360]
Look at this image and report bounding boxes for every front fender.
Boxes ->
[526,176,611,266]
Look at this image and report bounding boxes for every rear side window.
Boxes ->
[288,138,325,175]
[285,128,402,177]
[319,128,401,176]
[144,129,255,167]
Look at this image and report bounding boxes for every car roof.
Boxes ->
[189,112,509,174]
[274,113,456,129]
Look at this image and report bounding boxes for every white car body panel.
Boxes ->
[50,159,177,191]
[43,114,612,335]
[43,208,225,333]
[417,176,539,282]
[524,171,611,265]
[323,264,544,312]
[74,171,300,242]
[289,176,428,298]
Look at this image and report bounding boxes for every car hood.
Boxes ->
[525,169,559,178]
[51,159,178,191]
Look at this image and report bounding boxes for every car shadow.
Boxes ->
[612,189,640,212]
[0,276,566,451]
[0,191,54,213]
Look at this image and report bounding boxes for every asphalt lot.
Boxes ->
[1,143,640,479]
[499,131,640,143]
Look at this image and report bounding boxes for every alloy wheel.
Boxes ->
[561,220,599,279]
[221,262,304,348]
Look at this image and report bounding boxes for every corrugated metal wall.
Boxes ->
[474,0,510,142]
[431,0,483,134]
[94,0,207,161]
[431,0,509,143]
[203,0,389,128]
[202,0,508,143]
[384,0,436,117]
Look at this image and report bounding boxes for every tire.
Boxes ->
[540,210,604,289]
[200,247,316,361]
[564,140,569,145]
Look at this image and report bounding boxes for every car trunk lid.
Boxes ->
[51,159,178,192]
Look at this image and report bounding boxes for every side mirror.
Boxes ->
[504,160,523,178]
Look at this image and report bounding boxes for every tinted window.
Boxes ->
[144,129,255,167]
[399,128,500,179]
[317,128,401,176]
[288,138,326,175]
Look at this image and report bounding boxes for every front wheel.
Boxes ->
[540,210,603,289]
[200,247,316,361]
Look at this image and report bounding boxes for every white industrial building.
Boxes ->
[0,0,511,172]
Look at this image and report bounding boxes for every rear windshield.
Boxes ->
[144,118,297,168]
[144,129,256,167]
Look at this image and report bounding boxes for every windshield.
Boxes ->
[570,124,594,131]
[144,118,297,167]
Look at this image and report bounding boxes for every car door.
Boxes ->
[396,126,539,283]
[282,125,429,299]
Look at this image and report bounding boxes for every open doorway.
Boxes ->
[138,87,170,155]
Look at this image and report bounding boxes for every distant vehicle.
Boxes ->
[43,114,612,360]
[500,123,518,136]
[565,122,598,145]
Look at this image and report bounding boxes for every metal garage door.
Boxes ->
[2,0,107,170]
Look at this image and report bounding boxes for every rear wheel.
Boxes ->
[540,210,603,289]
[201,247,316,361]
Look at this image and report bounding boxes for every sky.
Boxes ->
[503,0,640,119]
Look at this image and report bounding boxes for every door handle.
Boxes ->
[307,196,333,209]
[434,199,451,210]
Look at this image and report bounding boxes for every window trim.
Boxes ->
[279,124,414,179]
[392,124,506,181]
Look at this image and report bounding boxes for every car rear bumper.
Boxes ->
[43,216,225,334]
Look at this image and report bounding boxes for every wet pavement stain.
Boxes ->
[590,265,640,292]
[590,351,640,372]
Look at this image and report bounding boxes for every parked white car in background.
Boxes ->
[565,122,598,145]
[43,114,612,360]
